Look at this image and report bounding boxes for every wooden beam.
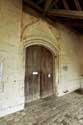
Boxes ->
[49,0,59,9]
[44,0,59,15]
[74,0,82,10]
[62,0,69,10]
[37,0,44,4]
[44,0,53,12]
[24,0,43,12]
[47,0,57,10]
[55,4,59,9]
[48,9,83,19]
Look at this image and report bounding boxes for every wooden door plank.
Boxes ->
[25,46,41,103]
[40,47,53,98]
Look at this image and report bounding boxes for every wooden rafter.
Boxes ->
[48,9,83,19]
[74,0,82,10]
[44,0,60,15]
[44,0,53,12]
[50,0,59,9]
[62,0,69,10]
[23,0,83,32]
[37,0,44,4]
[24,0,43,12]
[55,4,59,9]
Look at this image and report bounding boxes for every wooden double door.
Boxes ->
[25,45,54,103]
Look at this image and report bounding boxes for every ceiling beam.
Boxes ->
[48,9,83,19]
[44,0,60,15]
[62,0,69,10]
[49,0,59,9]
[24,0,43,12]
[44,0,53,13]
[37,0,44,4]
[55,4,59,9]
[50,0,59,9]
[74,0,82,10]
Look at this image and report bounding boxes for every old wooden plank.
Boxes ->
[48,9,83,19]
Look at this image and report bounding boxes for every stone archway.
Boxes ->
[23,38,59,103]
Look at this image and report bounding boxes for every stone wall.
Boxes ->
[0,1,82,117]
[22,6,81,96]
[0,0,24,117]
[79,35,83,88]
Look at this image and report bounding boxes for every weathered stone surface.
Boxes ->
[0,0,83,118]
[0,92,83,125]
[0,0,24,117]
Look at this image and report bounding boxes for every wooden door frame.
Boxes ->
[24,38,59,97]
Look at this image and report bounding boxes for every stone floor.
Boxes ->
[1,92,83,125]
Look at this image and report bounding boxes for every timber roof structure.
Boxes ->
[23,0,83,33]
